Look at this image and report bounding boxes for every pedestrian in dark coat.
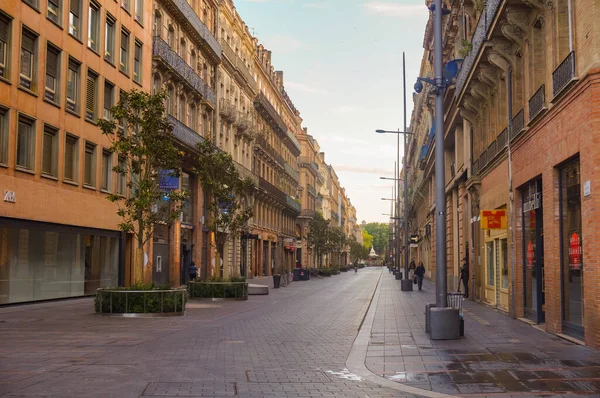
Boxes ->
[459,258,469,298]
[415,262,425,291]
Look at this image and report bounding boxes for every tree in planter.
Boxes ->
[190,140,255,278]
[307,212,330,267]
[98,90,187,284]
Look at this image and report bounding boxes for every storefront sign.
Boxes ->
[527,241,534,269]
[569,232,581,270]
[480,210,506,229]
[523,181,542,213]
[159,170,179,190]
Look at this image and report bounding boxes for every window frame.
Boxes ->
[42,124,59,178]
[103,79,114,120]
[64,133,79,183]
[87,0,100,53]
[119,28,130,75]
[101,148,112,192]
[47,0,61,26]
[85,68,98,122]
[84,140,97,188]
[133,39,142,83]
[20,26,38,92]
[16,114,36,172]
[121,0,130,13]
[66,57,81,115]
[116,155,127,196]
[69,0,82,40]
[0,13,11,81]
[0,106,8,166]
[23,0,40,11]
[134,0,143,24]
[104,13,116,65]
[44,42,61,104]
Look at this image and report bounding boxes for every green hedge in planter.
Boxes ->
[95,282,188,314]
[318,268,333,277]
[188,278,248,300]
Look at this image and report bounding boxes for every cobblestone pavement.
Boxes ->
[366,272,600,397]
[0,268,412,398]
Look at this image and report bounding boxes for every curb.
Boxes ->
[346,269,457,398]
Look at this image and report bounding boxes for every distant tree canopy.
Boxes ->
[362,222,389,256]
[362,229,373,250]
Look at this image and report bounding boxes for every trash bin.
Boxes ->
[293,268,301,281]
[299,269,309,281]
[395,271,402,280]
[447,292,464,336]
[273,274,281,289]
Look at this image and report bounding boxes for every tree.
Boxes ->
[362,229,374,250]
[190,139,255,277]
[363,222,389,255]
[350,237,369,261]
[98,90,187,284]
[307,212,330,267]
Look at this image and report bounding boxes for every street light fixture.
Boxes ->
[380,176,404,181]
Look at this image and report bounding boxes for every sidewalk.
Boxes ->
[364,273,600,397]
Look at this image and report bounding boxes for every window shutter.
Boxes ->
[47,48,58,77]
[86,75,95,114]
[0,17,9,42]
[42,132,54,174]
[70,0,81,17]
[65,136,75,180]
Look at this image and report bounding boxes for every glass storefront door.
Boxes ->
[522,179,545,324]
[560,158,583,338]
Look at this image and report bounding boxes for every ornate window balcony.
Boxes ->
[307,184,316,197]
[528,84,547,124]
[298,156,319,175]
[168,114,205,149]
[255,135,285,167]
[284,163,300,182]
[511,109,525,140]
[552,51,577,100]
[153,37,216,107]
[254,92,287,137]
[220,39,257,92]
[219,98,237,123]
[234,161,258,185]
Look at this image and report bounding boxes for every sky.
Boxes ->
[236,0,429,224]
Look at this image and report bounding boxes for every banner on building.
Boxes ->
[480,210,507,229]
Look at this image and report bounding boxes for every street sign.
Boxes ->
[480,209,506,229]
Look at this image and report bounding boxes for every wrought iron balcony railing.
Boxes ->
[307,184,316,197]
[254,92,287,136]
[168,114,205,149]
[285,195,302,213]
[219,98,237,123]
[219,39,257,91]
[284,129,302,155]
[161,0,221,61]
[486,139,498,165]
[472,157,480,176]
[255,136,285,166]
[529,85,546,123]
[552,51,576,98]
[234,161,258,185]
[299,209,315,218]
[259,177,286,202]
[298,156,319,175]
[284,163,300,182]
[480,148,488,170]
[234,111,251,132]
[153,37,216,107]
[511,109,525,140]
[497,128,507,150]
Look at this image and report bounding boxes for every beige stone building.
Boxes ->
[0,0,153,303]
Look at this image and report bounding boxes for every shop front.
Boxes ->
[0,218,122,304]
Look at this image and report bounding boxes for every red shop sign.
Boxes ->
[527,241,534,269]
[569,232,581,270]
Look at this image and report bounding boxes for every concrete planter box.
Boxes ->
[188,281,248,300]
[95,288,188,317]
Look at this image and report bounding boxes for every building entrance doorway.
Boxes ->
[153,224,170,286]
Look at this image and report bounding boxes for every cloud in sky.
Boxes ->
[363,2,428,16]
[285,81,328,95]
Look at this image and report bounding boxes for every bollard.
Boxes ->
[425,303,436,333]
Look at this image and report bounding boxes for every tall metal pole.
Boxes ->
[433,0,447,308]
[396,126,400,272]
[507,67,516,317]
[393,161,396,268]
[403,52,410,281]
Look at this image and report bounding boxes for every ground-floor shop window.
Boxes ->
[0,225,119,304]
[560,158,583,336]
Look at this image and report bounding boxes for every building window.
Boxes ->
[153,11,161,37]
[116,156,126,195]
[119,29,129,74]
[47,0,61,25]
[23,0,39,9]
[45,43,61,104]
[134,0,143,23]
[69,0,81,39]
[103,80,114,120]
[104,14,115,63]
[0,107,7,165]
[42,125,58,177]
[88,1,100,52]
[64,133,78,182]
[101,149,112,191]
[121,0,130,12]
[133,40,142,83]
[84,141,96,187]
[85,70,98,121]
[0,14,10,80]
[180,38,186,62]
[189,103,196,131]
[20,27,37,91]
[16,116,36,171]
[167,26,174,48]
[167,85,174,115]
[66,58,80,114]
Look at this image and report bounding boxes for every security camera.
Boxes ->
[414,79,423,94]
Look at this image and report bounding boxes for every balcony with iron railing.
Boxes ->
[284,129,302,155]
[153,37,216,107]
[168,114,205,148]
[234,111,251,132]
[307,184,316,197]
[299,209,315,218]
[219,98,237,123]
[285,195,302,214]
[259,177,286,202]
[234,161,258,185]
[552,51,577,99]
[219,39,257,91]
[511,109,525,140]
[298,157,319,175]
[528,85,546,123]
[161,0,221,61]
[284,163,300,182]
[255,135,285,166]
[254,92,287,136]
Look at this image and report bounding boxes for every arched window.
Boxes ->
[153,11,162,38]
[167,85,175,115]
[167,25,175,48]
[180,38,187,62]
[191,50,197,72]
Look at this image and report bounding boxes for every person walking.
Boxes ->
[409,260,416,280]
[188,261,198,283]
[415,261,425,291]
[458,257,469,298]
